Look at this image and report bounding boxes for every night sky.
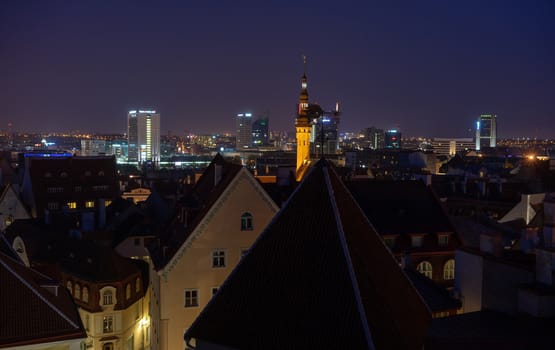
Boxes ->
[1,0,554,138]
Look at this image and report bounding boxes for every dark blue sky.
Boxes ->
[1,0,554,137]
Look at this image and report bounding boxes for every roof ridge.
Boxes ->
[322,163,375,349]
[0,252,80,329]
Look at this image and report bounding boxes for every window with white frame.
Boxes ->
[443,259,455,280]
[241,212,253,231]
[184,289,198,307]
[212,250,226,268]
[416,261,433,279]
[75,284,81,299]
[103,290,114,305]
[103,315,113,333]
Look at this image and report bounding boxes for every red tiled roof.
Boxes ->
[0,251,86,347]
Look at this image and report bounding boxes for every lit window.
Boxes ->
[443,259,455,280]
[184,289,198,307]
[103,315,113,333]
[416,261,433,279]
[135,278,141,293]
[67,201,77,209]
[126,284,131,300]
[85,201,95,208]
[105,200,112,206]
[212,250,226,268]
[103,290,113,305]
[75,284,81,299]
[66,281,72,292]
[83,287,89,302]
[411,235,424,248]
[241,212,253,231]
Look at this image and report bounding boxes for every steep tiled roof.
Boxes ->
[148,154,243,270]
[0,251,86,347]
[346,179,454,235]
[185,160,431,350]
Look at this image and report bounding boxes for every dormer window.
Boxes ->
[82,287,89,303]
[66,281,72,293]
[75,284,81,299]
[411,235,425,248]
[438,234,450,247]
[126,284,131,300]
[103,290,114,305]
[135,278,141,293]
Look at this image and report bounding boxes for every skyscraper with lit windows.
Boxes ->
[127,109,160,164]
[235,113,253,149]
[475,114,497,151]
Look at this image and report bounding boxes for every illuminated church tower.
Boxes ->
[296,57,311,181]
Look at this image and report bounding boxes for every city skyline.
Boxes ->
[1,1,554,138]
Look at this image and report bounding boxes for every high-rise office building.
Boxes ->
[475,114,497,151]
[310,102,341,156]
[127,109,160,164]
[252,117,269,147]
[385,129,402,149]
[236,113,253,149]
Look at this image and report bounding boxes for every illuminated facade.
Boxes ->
[252,117,269,147]
[475,114,497,151]
[235,113,252,149]
[296,71,311,181]
[127,110,160,164]
[385,129,402,149]
[310,103,341,156]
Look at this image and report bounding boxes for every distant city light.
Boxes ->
[128,110,137,114]
[476,121,480,130]
[237,114,244,117]
[138,110,156,114]
[245,113,252,117]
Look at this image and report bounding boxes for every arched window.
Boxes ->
[66,281,72,293]
[135,278,141,293]
[443,259,455,280]
[241,212,253,231]
[126,284,131,300]
[75,284,81,299]
[103,290,113,305]
[82,286,89,303]
[416,261,433,279]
